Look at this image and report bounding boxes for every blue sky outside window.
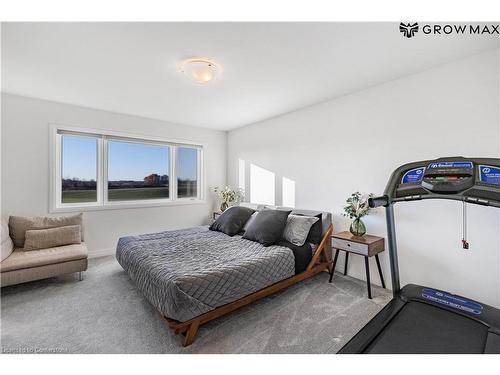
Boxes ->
[61,134,97,203]
[107,140,170,201]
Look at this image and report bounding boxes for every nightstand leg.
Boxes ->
[364,256,372,299]
[375,254,386,289]
[329,249,340,283]
[344,252,349,275]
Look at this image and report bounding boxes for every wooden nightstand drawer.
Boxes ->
[332,237,369,255]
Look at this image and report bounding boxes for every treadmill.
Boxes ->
[338,157,500,354]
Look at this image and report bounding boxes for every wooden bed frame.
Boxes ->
[162,224,333,346]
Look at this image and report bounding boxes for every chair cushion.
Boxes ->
[1,258,88,287]
[8,213,83,248]
[0,243,88,273]
[24,225,82,251]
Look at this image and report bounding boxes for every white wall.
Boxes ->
[1,94,227,257]
[228,50,500,307]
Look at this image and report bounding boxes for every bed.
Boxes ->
[116,207,332,346]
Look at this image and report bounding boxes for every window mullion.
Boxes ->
[55,132,63,208]
[171,146,177,201]
[101,136,108,206]
[198,148,203,200]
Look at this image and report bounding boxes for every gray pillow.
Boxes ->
[292,212,323,244]
[242,209,291,246]
[282,214,320,246]
[242,212,258,232]
[24,225,82,251]
[209,206,255,236]
[9,213,83,248]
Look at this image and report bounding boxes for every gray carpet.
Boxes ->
[1,256,391,354]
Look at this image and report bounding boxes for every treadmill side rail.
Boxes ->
[337,296,406,354]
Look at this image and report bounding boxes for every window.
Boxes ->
[52,126,203,211]
[108,140,170,201]
[176,147,198,199]
[61,134,98,204]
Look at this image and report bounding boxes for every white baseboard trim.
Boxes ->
[88,247,115,259]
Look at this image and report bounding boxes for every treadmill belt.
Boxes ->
[365,301,489,354]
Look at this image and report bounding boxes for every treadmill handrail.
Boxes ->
[368,195,389,208]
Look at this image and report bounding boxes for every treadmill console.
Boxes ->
[421,161,475,193]
[390,157,500,207]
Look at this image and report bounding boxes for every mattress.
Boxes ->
[116,226,296,322]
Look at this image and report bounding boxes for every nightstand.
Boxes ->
[329,231,386,299]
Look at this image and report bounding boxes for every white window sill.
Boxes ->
[50,199,207,213]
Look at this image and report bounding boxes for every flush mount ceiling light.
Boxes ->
[178,58,222,85]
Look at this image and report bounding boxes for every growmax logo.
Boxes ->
[399,22,500,38]
[399,22,419,38]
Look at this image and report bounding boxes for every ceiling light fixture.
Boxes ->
[178,58,221,85]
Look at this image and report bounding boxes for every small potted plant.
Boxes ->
[213,186,245,212]
[343,191,373,236]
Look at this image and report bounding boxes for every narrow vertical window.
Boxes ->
[177,147,198,199]
[61,134,98,204]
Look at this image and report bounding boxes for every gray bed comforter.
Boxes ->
[116,226,295,322]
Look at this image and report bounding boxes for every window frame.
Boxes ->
[50,124,205,212]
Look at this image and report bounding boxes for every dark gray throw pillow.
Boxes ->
[242,209,291,246]
[242,212,258,232]
[209,206,255,236]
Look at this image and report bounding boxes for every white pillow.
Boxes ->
[283,214,319,246]
[1,219,14,261]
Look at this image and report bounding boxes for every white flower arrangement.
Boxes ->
[342,191,373,219]
[213,186,245,211]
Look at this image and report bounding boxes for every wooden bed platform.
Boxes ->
[162,224,333,346]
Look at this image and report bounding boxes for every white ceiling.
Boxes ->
[2,22,498,130]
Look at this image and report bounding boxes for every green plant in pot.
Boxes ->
[213,186,245,212]
[343,191,373,236]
